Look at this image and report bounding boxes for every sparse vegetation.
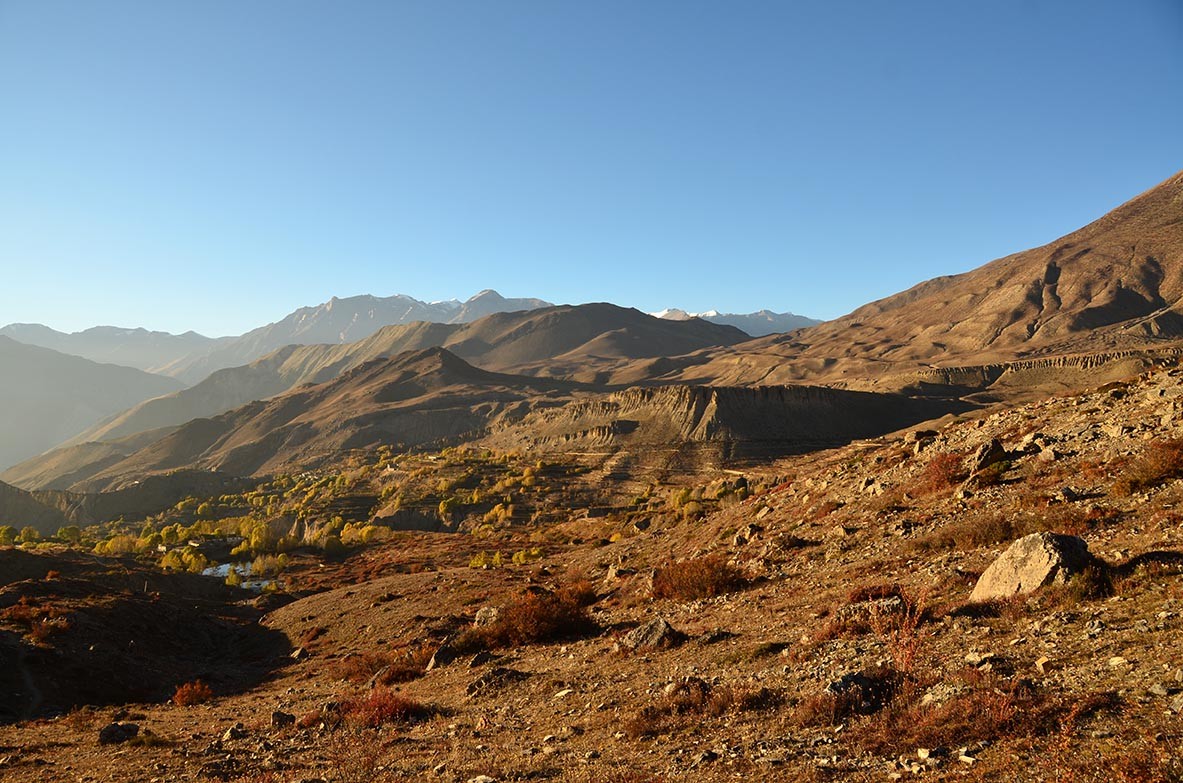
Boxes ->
[339,687,430,728]
[651,555,747,601]
[457,581,599,650]
[172,680,214,706]
[1113,438,1183,496]
[915,451,967,494]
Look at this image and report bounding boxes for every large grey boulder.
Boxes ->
[970,532,1095,602]
[617,617,687,651]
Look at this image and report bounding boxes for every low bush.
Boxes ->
[791,666,903,728]
[172,680,215,706]
[652,555,747,601]
[856,675,1118,755]
[624,681,781,738]
[331,644,434,685]
[457,581,599,650]
[915,452,967,494]
[339,687,429,728]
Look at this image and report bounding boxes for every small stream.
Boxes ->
[202,561,276,592]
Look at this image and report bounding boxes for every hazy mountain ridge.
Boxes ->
[0,323,222,373]
[154,290,554,384]
[0,337,183,472]
[652,307,820,336]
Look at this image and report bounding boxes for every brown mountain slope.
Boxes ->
[71,349,589,489]
[50,304,746,453]
[73,348,968,492]
[642,170,1183,390]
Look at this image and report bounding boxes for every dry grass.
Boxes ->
[1113,438,1183,496]
[456,581,599,650]
[624,680,782,738]
[651,555,747,601]
[913,506,1119,553]
[856,674,1119,755]
[172,680,214,706]
[331,644,434,686]
[339,687,430,728]
[791,666,903,728]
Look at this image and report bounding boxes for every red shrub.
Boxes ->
[340,687,429,728]
[652,555,747,601]
[916,452,967,494]
[172,680,215,706]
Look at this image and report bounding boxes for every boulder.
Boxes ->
[425,638,457,672]
[970,532,1095,602]
[473,607,500,627]
[618,617,687,651]
[271,710,296,728]
[98,722,139,745]
[970,438,1009,473]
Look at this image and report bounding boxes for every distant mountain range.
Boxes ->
[0,324,219,373]
[2,292,820,385]
[0,290,554,385]
[4,304,749,488]
[5,169,1183,498]
[652,308,820,335]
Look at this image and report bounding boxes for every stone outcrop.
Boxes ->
[970,532,1096,602]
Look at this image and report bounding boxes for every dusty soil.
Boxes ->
[6,366,1183,781]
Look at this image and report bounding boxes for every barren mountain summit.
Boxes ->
[807,170,1183,357]
[655,170,1183,390]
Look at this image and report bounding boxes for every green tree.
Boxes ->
[18,526,40,544]
[56,525,82,545]
[0,526,15,546]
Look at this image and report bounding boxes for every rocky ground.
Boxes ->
[6,366,1183,781]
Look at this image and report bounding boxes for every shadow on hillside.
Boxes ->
[1111,550,1183,579]
[0,548,292,722]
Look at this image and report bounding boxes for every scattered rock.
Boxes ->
[617,617,687,651]
[426,639,457,671]
[663,676,711,701]
[836,595,903,626]
[271,710,296,728]
[467,650,497,668]
[222,722,247,741]
[970,532,1096,602]
[466,667,530,697]
[970,438,1009,473]
[604,563,635,581]
[98,722,139,745]
[474,607,501,627]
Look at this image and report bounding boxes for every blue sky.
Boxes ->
[1,1,1180,337]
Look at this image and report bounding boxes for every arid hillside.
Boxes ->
[638,170,1183,392]
[4,359,1183,781]
[48,347,965,493]
[50,303,747,453]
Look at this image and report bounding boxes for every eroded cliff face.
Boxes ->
[484,384,971,463]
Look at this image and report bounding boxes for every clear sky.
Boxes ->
[1,1,1180,337]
